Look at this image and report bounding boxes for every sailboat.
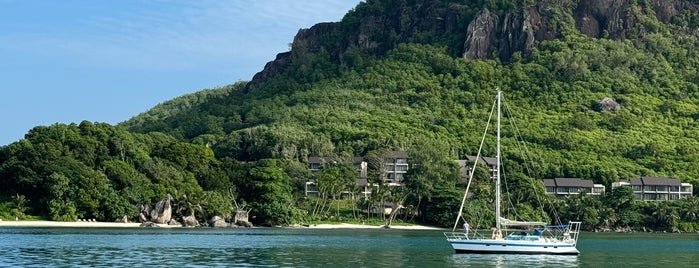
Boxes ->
[444,90,581,255]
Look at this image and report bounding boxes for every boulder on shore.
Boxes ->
[209,216,228,228]
[115,215,129,223]
[235,220,253,228]
[183,215,199,227]
[138,195,173,224]
[149,194,172,224]
[140,222,159,228]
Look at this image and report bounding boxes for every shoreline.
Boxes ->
[0,220,181,228]
[300,223,446,230]
[0,220,445,230]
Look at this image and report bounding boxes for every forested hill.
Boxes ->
[123,0,699,188]
[4,0,699,229]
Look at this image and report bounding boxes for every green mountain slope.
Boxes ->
[122,0,699,188]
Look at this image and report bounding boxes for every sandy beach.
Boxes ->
[303,223,445,230]
[0,220,181,228]
[0,220,444,230]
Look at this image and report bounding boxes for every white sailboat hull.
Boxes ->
[446,238,579,255]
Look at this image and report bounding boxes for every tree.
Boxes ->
[404,137,460,220]
[604,186,642,229]
[247,159,301,226]
[176,193,204,220]
[11,193,28,219]
[47,173,77,221]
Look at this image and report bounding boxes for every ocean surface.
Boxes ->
[0,227,697,267]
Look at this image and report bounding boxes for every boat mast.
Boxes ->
[495,89,501,231]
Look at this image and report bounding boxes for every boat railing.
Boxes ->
[567,221,582,244]
[444,231,489,240]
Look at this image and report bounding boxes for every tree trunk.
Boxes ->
[384,204,404,228]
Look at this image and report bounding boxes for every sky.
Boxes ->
[0,0,361,146]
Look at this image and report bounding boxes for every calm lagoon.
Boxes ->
[0,227,697,267]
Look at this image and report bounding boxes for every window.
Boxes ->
[633,185,642,191]
[396,158,407,164]
[306,183,318,192]
[395,174,404,181]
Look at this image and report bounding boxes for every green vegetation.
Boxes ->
[1,0,699,231]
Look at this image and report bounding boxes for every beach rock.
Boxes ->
[209,216,228,228]
[233,210,250,223]
[235,220,253,228]
[183,216,199,227]
[115,215,129,223]
[168,219,182,226]
[149,194,172,224]
[140,222,159,228]
[139,204,151,223]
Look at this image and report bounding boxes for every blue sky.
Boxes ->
[0,0,361,145]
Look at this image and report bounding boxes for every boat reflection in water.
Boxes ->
[451,253,580,268]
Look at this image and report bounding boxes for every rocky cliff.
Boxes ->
[245,0,699,92]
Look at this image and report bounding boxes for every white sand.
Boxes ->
[304,223,445,230]
[0,220,181,228]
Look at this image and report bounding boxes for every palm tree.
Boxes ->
[176,193,204,218]
[12,193,28,218]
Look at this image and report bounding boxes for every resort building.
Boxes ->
[305,156,367,196]
[456,156,498,183]
[305,151,409,197]
[543,178,605,197]
[384,151,409,186]
[611,177,693,201]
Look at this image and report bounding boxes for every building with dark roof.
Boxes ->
[543,178,605,197]
[384,151,409,186]
[305,151,408,197]
[305,156,367,197]
[457,156,498,183]
[612,176,693,201]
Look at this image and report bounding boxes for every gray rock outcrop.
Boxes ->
[463,9,498,60]
[209,216,229,228]
[183,215,199,227]
[138,195,173,224]
[235,220,253,228]
[596,97,621,112]
[244,0,699,91]
[140,222,159,227]
[139,204,150,223]
[115,215,129,223]
[149,194,172,224]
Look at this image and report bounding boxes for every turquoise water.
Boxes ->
[0,227,696,267]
